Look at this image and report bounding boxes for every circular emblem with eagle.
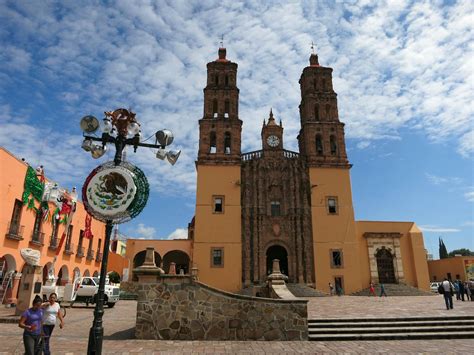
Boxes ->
[82,161,149,224]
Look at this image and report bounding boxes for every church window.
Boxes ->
[215,75,218,85]
[213,99,218,118]
[314,104,320,121]
[316,134,323,155]
[210,132,216,154]
[213,196,224,213]
[331,250,343,268]
[211,247,224,267]
[224,132,231,154]
[327,197,338,214]
[330,135,337,155]
[271,201,281,216]
[224,100,230,118]
[225,75,229,86]
[325,104,331,119]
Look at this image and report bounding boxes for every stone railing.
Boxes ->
[241,150,263,161]
[133,247,307,341]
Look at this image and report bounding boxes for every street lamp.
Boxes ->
[79,109,180,354]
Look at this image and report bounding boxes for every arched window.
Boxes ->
[224,132,231,154]
[213,99,218,118]
[224,100,230,118]
[330,135,337,155]
[316,134,323,155]
[210,132,217,154]
[214,75,218,85]
[225,75,229,86]
[325,104,331,119]
[314,104,320,121]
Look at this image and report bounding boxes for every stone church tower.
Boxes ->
[297,53,361,293]
[192,47,244,292]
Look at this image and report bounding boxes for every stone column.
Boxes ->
[133,247,164,283]
[169,262,176,275]
[15,265,43,315]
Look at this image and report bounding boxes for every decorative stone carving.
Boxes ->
[20,248,41,266]
[364,232,405,284]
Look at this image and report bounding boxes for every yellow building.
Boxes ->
[428,256,474,282]
[129,47,431,295]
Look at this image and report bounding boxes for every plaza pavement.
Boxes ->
[0,295,472,354]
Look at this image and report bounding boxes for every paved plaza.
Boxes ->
[0,296,473,354]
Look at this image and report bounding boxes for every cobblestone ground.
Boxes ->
[0,296,472,354]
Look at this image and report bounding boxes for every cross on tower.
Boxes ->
[310,41,316,54]
[220,35,224,48]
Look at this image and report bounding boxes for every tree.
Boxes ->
[108,271,121,284]
[439,237,449,259]
[448,248,474,257]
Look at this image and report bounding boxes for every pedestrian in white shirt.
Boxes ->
[42,293,64,355]
[441,278,454,310]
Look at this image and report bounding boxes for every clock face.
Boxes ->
[266,135,280,148]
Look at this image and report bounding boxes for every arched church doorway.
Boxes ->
[266,245,288,278]
[376,248,396,283]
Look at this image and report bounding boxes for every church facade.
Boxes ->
[128,47,430,295]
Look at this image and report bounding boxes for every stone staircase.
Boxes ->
[351,283,434,296]
[308,316,474,341]
[286,283,327,297]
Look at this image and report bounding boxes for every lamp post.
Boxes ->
[80,109,180,354]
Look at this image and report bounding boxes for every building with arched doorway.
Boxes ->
[0,147,105,304]
[123,47,430,296]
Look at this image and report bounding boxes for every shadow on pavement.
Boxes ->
[104,327,136,340]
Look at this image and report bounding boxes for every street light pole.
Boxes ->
[80,109,180,354]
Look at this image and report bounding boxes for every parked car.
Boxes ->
[430,282,441,293]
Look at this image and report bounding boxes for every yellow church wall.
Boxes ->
[193,164,242,293]
[309,167,362,294]
[355,221,430,291]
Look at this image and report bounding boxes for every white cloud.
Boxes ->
[419,225,461,233]
[135,223,157,239]
[465,191,474,202]
[0,0,472,201]
[166,228,188,240]
[425,173,464,186]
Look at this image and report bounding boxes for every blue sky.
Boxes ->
[0,0,472,258]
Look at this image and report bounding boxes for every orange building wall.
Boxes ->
[428,256,474,282]
[309,167,362,294]
[355,221,430,291]
[192,165,242,293]
[126,238,193,267]
[0,147,104,282]
[107,252,129,278]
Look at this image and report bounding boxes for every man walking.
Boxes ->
[379,283,387,297]
[441,278,454,310]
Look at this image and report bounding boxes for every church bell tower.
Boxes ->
[193,47,243,293]
[298,52,362,294]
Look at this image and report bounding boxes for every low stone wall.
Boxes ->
[135,276,308,340]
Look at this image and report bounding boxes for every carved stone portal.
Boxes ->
[364,232,405,284]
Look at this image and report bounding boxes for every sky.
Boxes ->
[0,0,472,259]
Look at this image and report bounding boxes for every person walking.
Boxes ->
[19,295,44,355]
[328,282,334,296]
[369,282,376,297]
[42,292,64,355]
[454,280,460,300]
[379,283,387,297]
[441,278,454,310]
[458,280,465,301]
[465,282,471,301]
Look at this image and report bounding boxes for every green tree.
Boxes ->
[448,248,474,257]
[439,237,449,259]
[108,271,121,284]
